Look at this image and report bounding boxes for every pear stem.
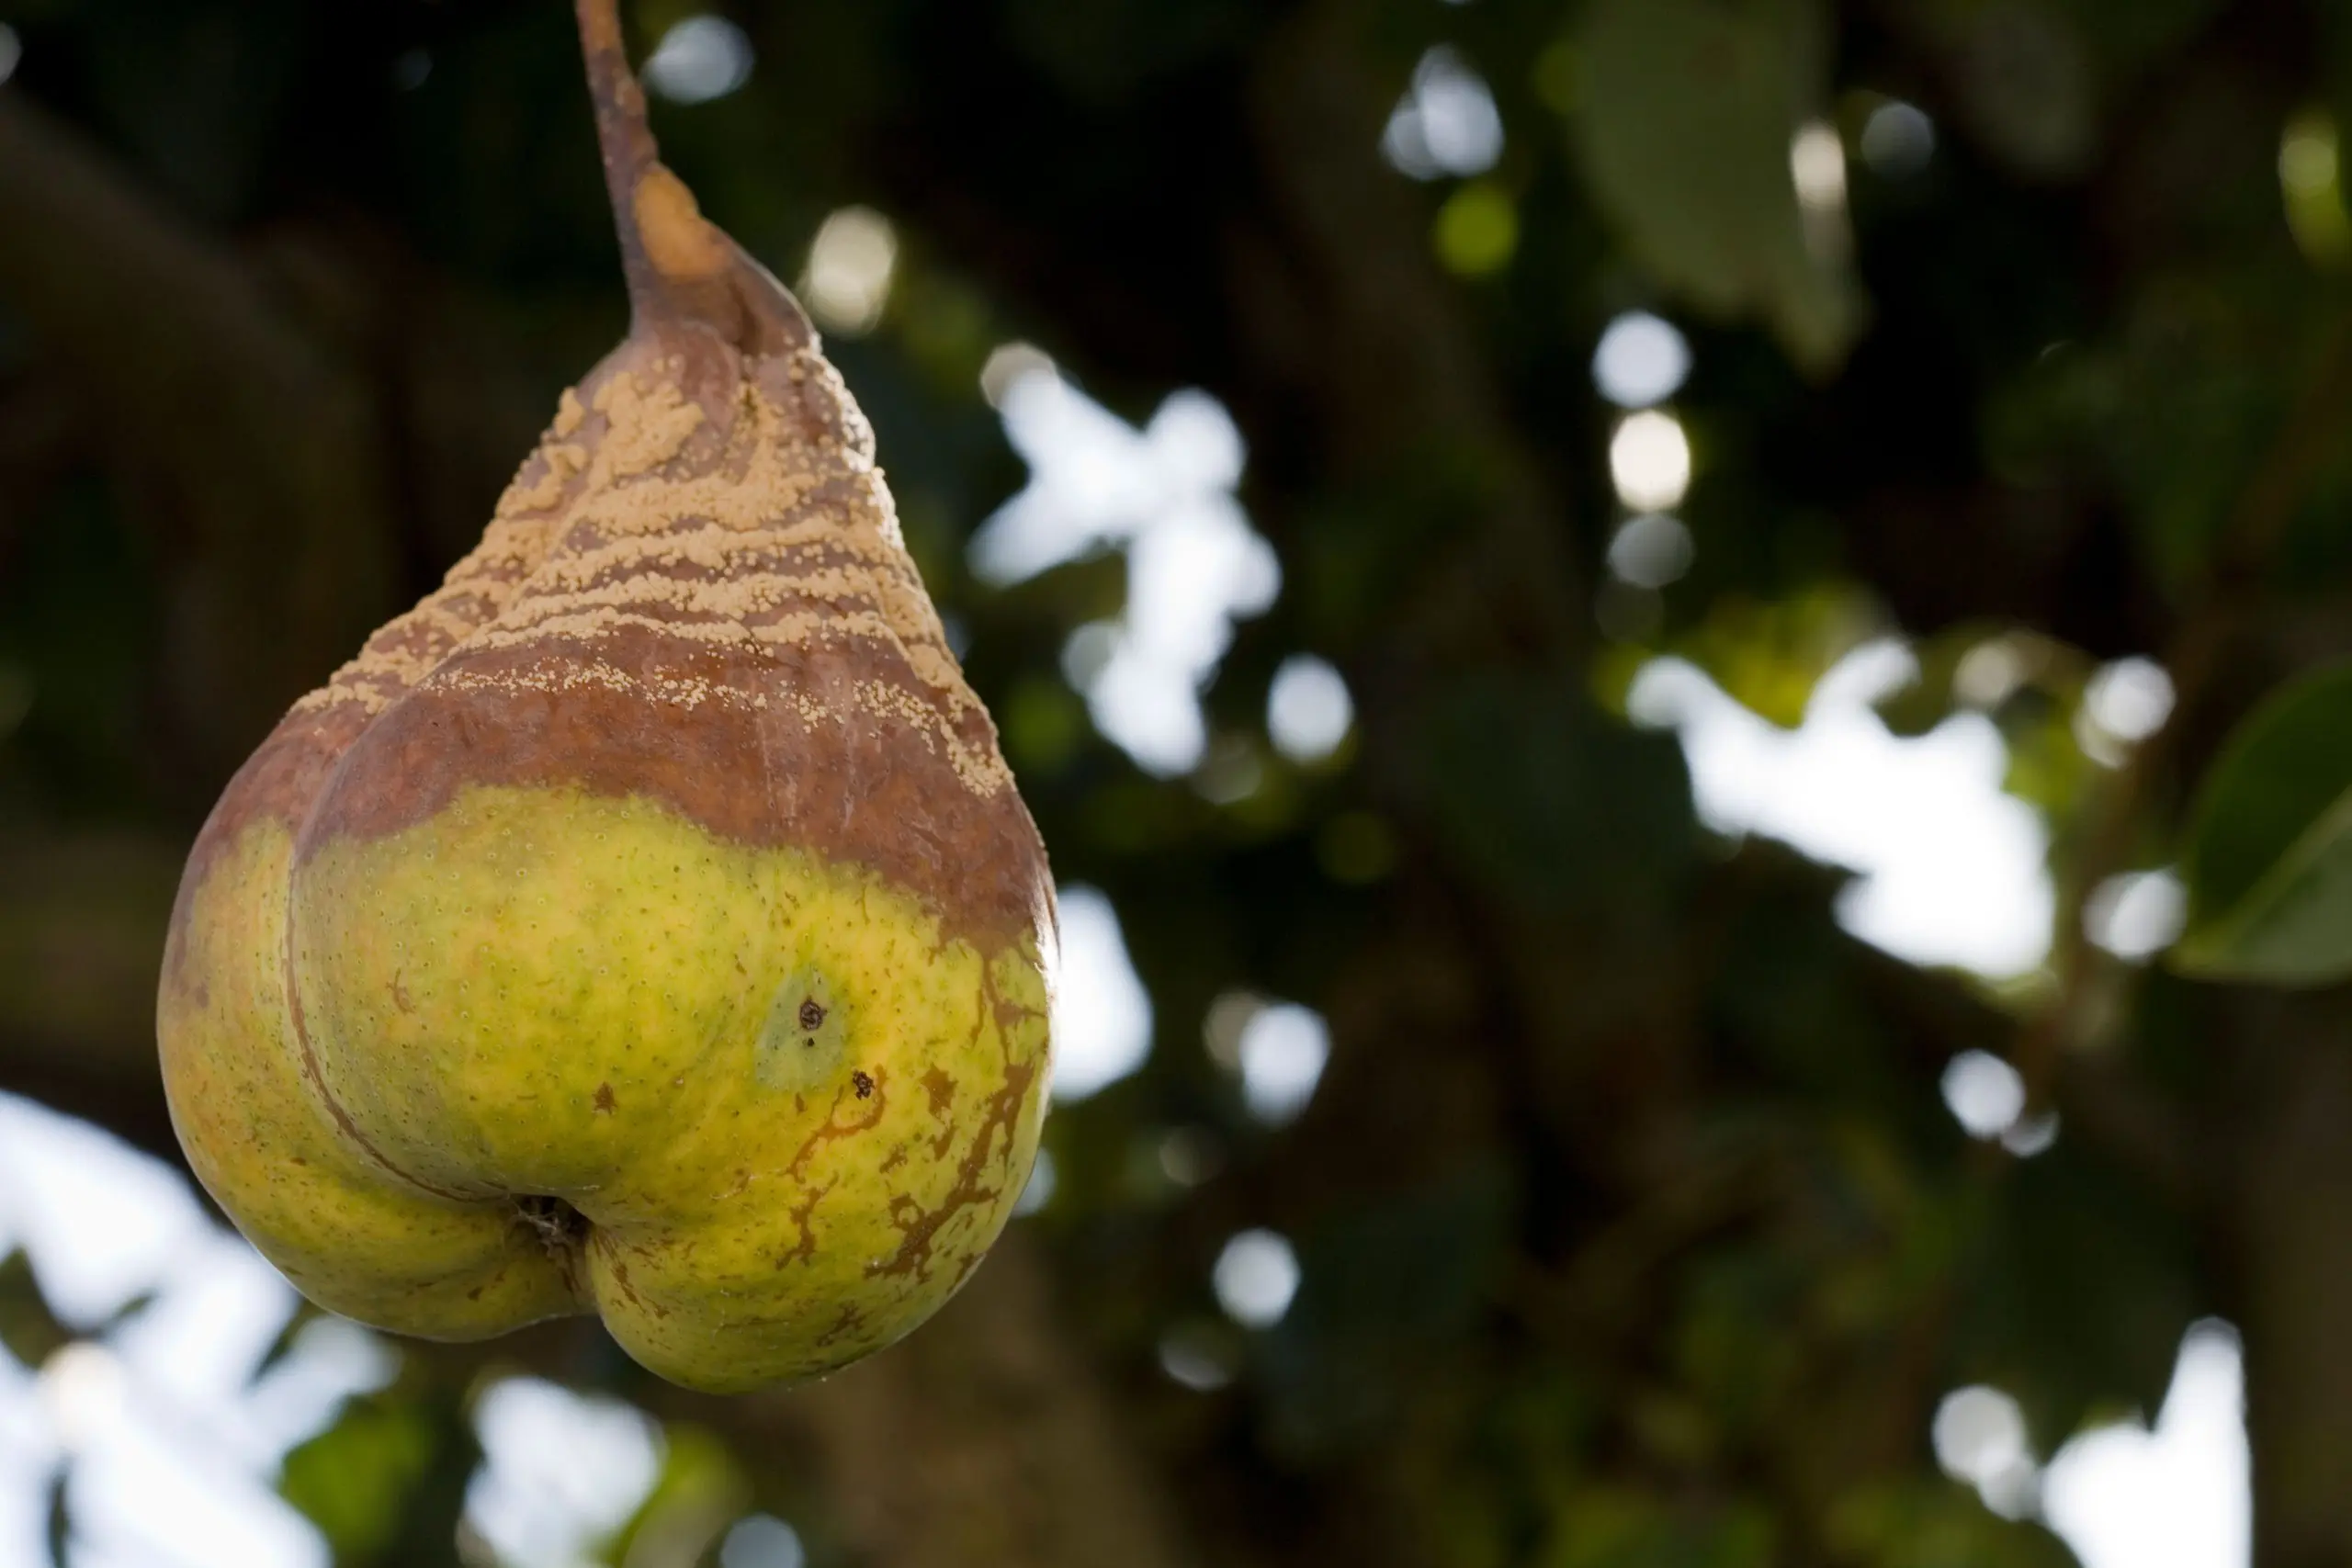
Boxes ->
[573,0,671,330]
[571,0,806,354]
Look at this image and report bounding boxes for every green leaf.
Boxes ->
[1566,0,1863,374]
[599,1424,752,1568]
[279,1397,438,1566]
[1419,676,1694,919]
[2176,660,2352,984]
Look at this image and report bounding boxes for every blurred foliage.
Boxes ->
[1568,0,1863,373]
[7,0,2352,1564]
[2177,659,2352,982]
[0,1251,71,1371]
[280,1395,453,1567]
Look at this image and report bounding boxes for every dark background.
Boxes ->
[5,0,2352,1563]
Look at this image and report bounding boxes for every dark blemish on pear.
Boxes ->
[757,966,845,1090]
[853,1070,875,1100]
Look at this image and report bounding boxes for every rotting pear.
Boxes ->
[154,0,1054,1394]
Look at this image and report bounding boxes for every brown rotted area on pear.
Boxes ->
[300,628,1045,953]
[174,159,1041,959]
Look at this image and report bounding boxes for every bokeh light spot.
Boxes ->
[2084,656,2175,744]
[642,15,754,105]
[1592,311,1691,409]
[1213,1230,1300,1329]
[801,207,899,337]
[1791,119,1848,211]
[979,342,1057,409]
[1266,655,1354,764]
[1157,1324,1238,1392]
[1941,1050,2026,1141]
[1860,101,1936,177]
[1933,1384,2030,1485]
[1234,1003,1330,1125]
[2086,869,2187,963]
[1382,47,1504,179]
[1606,513,1695,589]
[1609,412,1692,511]
[721,1514,807,1568]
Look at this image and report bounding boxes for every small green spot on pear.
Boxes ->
[758,964,849,1090]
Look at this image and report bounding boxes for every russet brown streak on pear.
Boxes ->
[299,633,1040,952]
[922,1066,958,1159]
[770,1076,892,1269]
[814,1302,866,1348]
[786,1073,892,1185]
[779,1179,835,1270]
[867,966,1040,1283]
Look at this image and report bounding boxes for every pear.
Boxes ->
[154,0,1053,1393]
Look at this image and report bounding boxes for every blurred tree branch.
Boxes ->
[0,832,184,1155]
[787,1232,1195,1568]
[0,90,400,773]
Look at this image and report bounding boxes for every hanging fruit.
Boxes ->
[155,0,1055,1393]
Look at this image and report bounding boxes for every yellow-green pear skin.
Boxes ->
[155,9,1052,1393]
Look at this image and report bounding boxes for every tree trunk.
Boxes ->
[2235,998,2352,1567]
